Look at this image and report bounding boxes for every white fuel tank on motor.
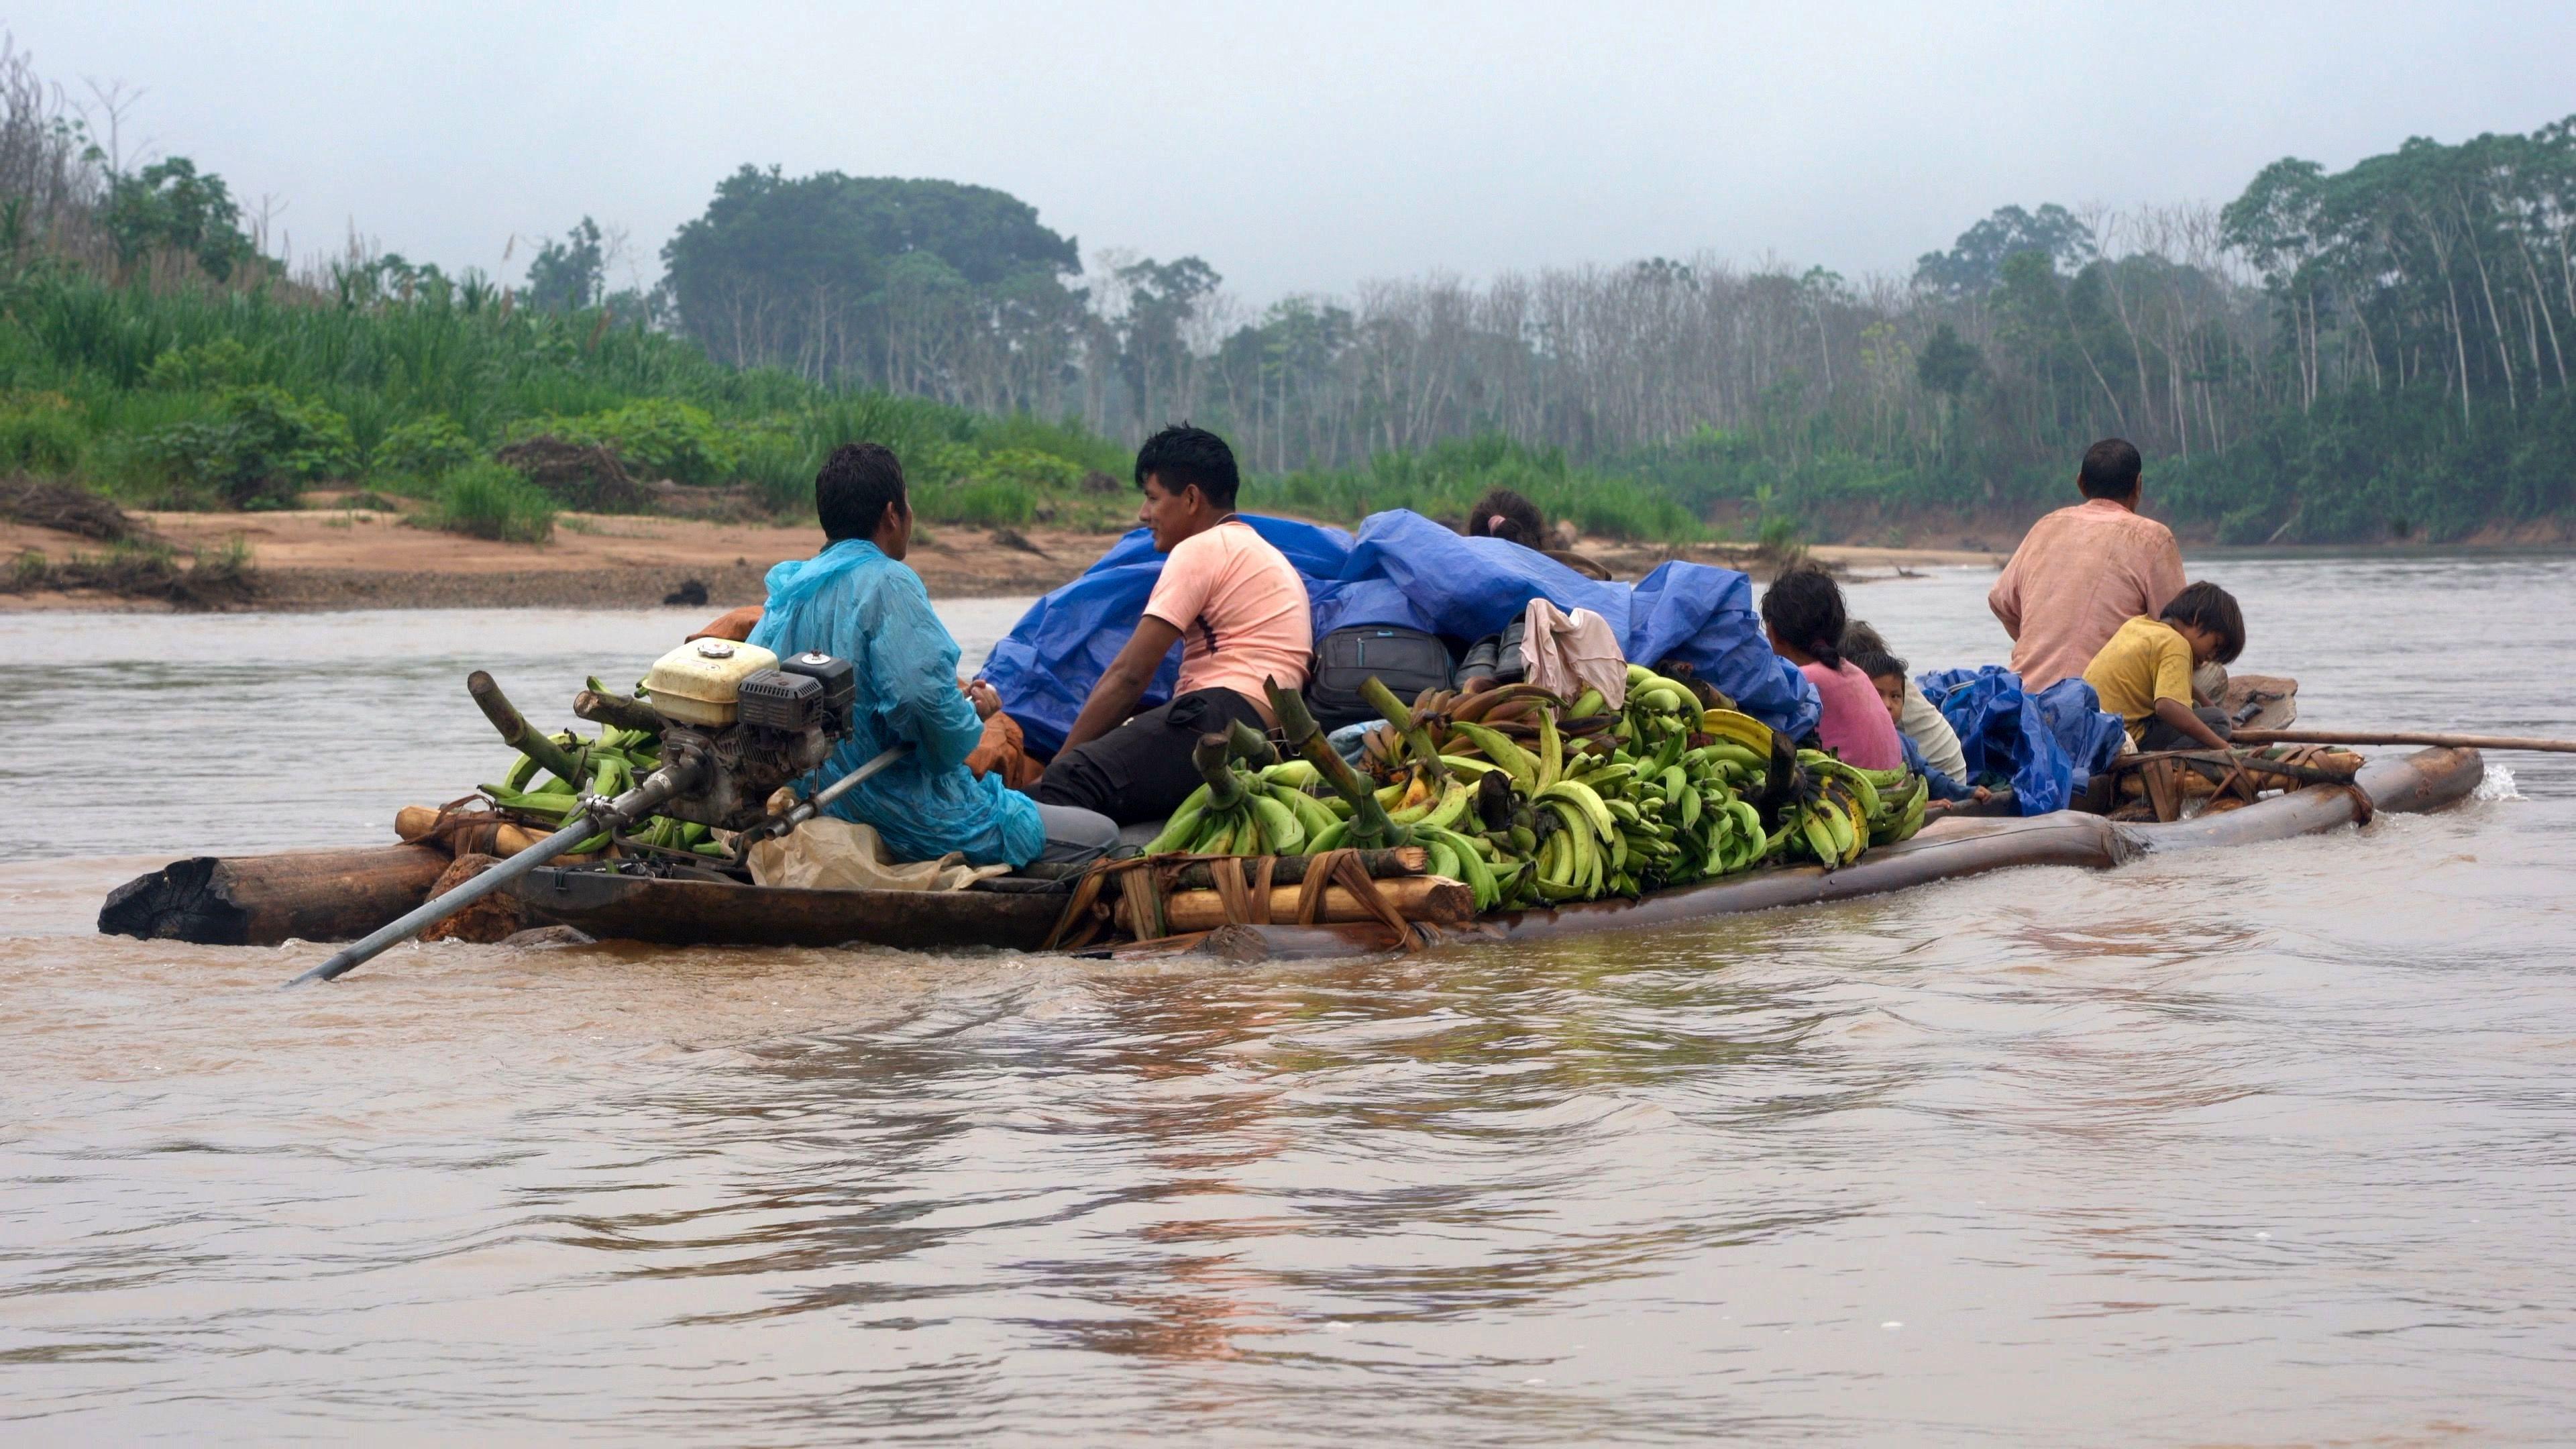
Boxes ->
[644,638,780,726]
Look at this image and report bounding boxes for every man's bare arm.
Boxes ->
[1060,616,1185,753]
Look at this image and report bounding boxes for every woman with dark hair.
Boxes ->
[1456,490,1555,692]
[1466,488,1549,547]
[1463,487,1613,582]
[1760,562,1904,769]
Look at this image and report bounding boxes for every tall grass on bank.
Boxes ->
[0,266,1147,527]
[420,462,556,543]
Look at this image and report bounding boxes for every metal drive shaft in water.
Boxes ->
[283,743,910,988]
[284,765,694,987]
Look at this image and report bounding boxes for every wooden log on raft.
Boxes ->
[1161,848,1425,891]
[98,845,451,947]
[415,855,528,945]
[1141,875,1477,934]
[396,806,591,861]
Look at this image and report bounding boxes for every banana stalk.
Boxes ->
[1359,676,1455,792]
[1267,678,1413,849]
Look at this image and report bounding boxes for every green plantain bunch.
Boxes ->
[1129,660,1937,915]
[482,724,727,857]
[1143,759,1344,859]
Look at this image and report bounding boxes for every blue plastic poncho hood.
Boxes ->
[749,539,1041,866]
[978,508,1819,757]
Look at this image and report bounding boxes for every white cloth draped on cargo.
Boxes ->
[1517,598,1629,710]
[745,817,1012,893]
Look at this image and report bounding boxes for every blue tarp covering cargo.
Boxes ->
[979,508,1821,758]
[1919,665,2129,816]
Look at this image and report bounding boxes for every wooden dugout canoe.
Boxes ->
[97,747,2485,959]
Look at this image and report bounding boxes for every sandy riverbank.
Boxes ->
[0,506,2004,612]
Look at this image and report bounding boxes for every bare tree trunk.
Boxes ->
[2455,189,2518,410]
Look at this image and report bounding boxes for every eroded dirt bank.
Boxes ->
[0,506,2003,612]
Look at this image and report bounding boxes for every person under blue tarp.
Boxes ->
[1915,664,2129,816]
[977,505,1823,756]
[747,444,1116,867]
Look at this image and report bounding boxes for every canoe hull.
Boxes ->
[97,747,2487,955]
[508,866,1067,951]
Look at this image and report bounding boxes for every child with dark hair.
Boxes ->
[1848,646,1990,806]
[2083,580,2247,751]
[1841,619,1968,781]
[1760,563,1904,769]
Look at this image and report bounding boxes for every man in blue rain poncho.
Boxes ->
[747,444,1118,867]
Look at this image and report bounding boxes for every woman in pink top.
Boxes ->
[1759,563,1905,770]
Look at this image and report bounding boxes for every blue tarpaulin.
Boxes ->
[979,508,1819,757]
[1918,665,2127,816]
[973,515,1351,759]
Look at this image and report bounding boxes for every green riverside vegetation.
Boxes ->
[1,32,2569,549]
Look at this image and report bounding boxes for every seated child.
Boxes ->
[1843,620,1968,780]
[2082,580,2245,751]
[1849,647,1989,806]
[1759,562,1905,769]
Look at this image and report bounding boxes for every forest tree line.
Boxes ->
[580,117,2576,542]
[3,28,2571,544]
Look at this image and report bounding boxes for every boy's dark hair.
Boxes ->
[1466,488,1548,547]
[1760,561,1851,670]
[1847,647,1907,682]
[1134,424,1240,510]
[816,442,907,541]
[2159,580,2245,663]
[2079,437,2143,500]
[1841,619,1890,658]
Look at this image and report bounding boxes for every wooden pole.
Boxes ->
[2231,729,2576,755]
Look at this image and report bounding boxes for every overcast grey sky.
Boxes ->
[21,2,2576,305]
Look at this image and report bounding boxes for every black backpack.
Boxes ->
[1305,625,1456,731]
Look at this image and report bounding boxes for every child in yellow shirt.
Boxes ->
[2082,581,2245,751]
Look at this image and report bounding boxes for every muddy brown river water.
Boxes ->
[5,555,2573,1444]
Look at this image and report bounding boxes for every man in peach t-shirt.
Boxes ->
[1036,426,1312,825]
[1988,437,2187,692]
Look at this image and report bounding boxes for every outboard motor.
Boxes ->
[290,643,883,986]
[639,640,856,830]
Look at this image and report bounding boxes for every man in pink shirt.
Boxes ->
[1988,438,2187,691]
[1036,426,1313,825]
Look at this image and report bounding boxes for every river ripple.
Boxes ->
[3,555,2571,1444]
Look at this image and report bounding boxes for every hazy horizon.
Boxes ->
[22,1,2576,305]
